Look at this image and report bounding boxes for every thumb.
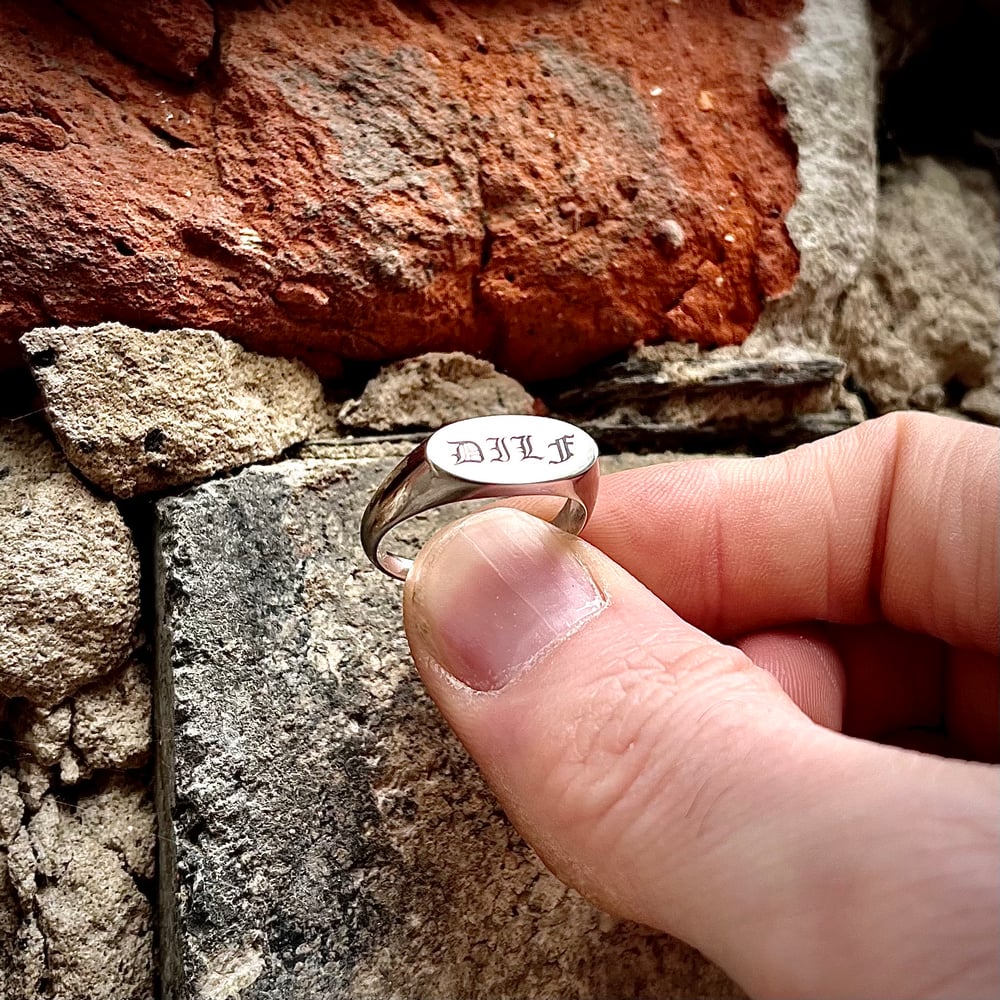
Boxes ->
[403,508,999,1000]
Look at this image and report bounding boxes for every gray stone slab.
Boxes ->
[155,445,744,1000]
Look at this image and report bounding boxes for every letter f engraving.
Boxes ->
[548,434,575,464]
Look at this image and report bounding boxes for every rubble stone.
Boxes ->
[833,158,1000,412]
[72,661,152,772]
[551,342,865,452]
[0,422,140,705]
[0,779,154,1000]
[9,703,71,767]
[22,323,327,498]
[337,352,536,433]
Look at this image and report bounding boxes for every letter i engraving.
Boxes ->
[487,437,511,462]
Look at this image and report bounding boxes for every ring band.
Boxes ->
[360,415,600,580]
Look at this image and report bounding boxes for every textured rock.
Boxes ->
[72,660,152,772]
[753,0,878,348]
[9,703,72,768]
[0,658,151,784]
[22,322,326,498]
[61,0,216,82]
[961,385,1000,426]
[0,828,45,999]
[155,445,743,999]
[0,776,154,1000]
[0,771,21,847]
[338,351,536,433]
[833,158,1000,412]
[0,421,140,705]
[0,0,801,379]
[1,661,153,996]
[73,774,157,882]
[31,788,152,1000]
[557,341,847,411]
[16,763,49,814]
[753,5,999,420]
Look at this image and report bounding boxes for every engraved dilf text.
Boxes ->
[448,433,576,466]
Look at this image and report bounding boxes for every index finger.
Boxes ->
[583,412,999,653]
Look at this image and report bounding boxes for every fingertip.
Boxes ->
[735,626,846,731]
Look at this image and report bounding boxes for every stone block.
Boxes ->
[22,323,327,498]
[833,158,1000,413]
[550,341,865,451]
[155,443,743,999]
[336,352,536,434]
[0,776,155,1000]
[0,421,141,705]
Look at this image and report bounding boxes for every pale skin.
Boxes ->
[403,412,999,1000]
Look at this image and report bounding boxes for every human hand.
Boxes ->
[403,412,999,1000]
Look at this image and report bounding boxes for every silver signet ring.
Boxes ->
[360,415,600,580]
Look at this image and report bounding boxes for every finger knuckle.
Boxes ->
[545,639,765,854]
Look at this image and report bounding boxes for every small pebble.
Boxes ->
[653,219,685,250]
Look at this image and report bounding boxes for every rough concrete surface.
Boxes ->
[0,775,155,1000]
[156,445,743,999]
[22,323,327,498]
[834,157,1000,412]
[337,351,536,433]
[73,660,153,773]
[755,0,878,347]
[0,420,141,705]
[0,0,801,379]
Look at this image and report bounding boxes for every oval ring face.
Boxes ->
[425,414,598,485]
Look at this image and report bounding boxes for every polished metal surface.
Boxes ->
[361,415,600,580]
